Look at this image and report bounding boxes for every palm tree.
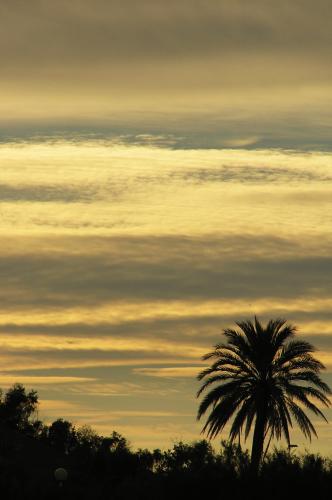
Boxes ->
[197,317,331,473]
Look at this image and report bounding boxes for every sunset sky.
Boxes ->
[1,0,332,453]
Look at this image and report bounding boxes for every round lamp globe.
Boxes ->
[54,467,68,482]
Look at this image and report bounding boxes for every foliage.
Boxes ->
[0,383,38,431]
[76,424,102,452]
[47,418,77,454]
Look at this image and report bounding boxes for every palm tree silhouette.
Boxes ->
[197,317,331,473]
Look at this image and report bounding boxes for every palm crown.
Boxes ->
[197,318,331,471]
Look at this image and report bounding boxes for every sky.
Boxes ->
[1,0,332,453]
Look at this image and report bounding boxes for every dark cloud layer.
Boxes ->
[1,0,331,70]
[0,183,97,203]
[174,166,332,184]
[0,235,331,310]
[2,110,332,151]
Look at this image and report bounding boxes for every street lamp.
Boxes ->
[288,444,298,456]
[54,467,68,488]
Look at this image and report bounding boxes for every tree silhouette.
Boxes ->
[48,418,77,454]
[0,383,38,431]
[197,317,331,473]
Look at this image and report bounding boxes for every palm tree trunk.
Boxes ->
[250,408,266,475]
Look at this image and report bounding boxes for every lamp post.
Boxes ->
[288,444,298,456]
[54,467,68,488]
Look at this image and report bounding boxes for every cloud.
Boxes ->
[0,241,331,311]
[0,183,97,203]
[175,166,332,185]
[0,350,191,373]
[0,375,95,386]
[2,142,332,238]
[40,399,81,412]
[133,367,203,379]
[1,0,331,70]
[67,382,182,398]
[222,137,261,148]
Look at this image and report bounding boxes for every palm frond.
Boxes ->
[197,380,248,420]
[288,371,331,393]
[286,398,318,440]
[277,340,316,366]
[202,390,248,439]
[236,319,258,348]
[197,363,242,381]
[196,373,244,397]
[229,396,255,442]
[270,320,295,348]
[200,351,257,378]
[284,384,328,422]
